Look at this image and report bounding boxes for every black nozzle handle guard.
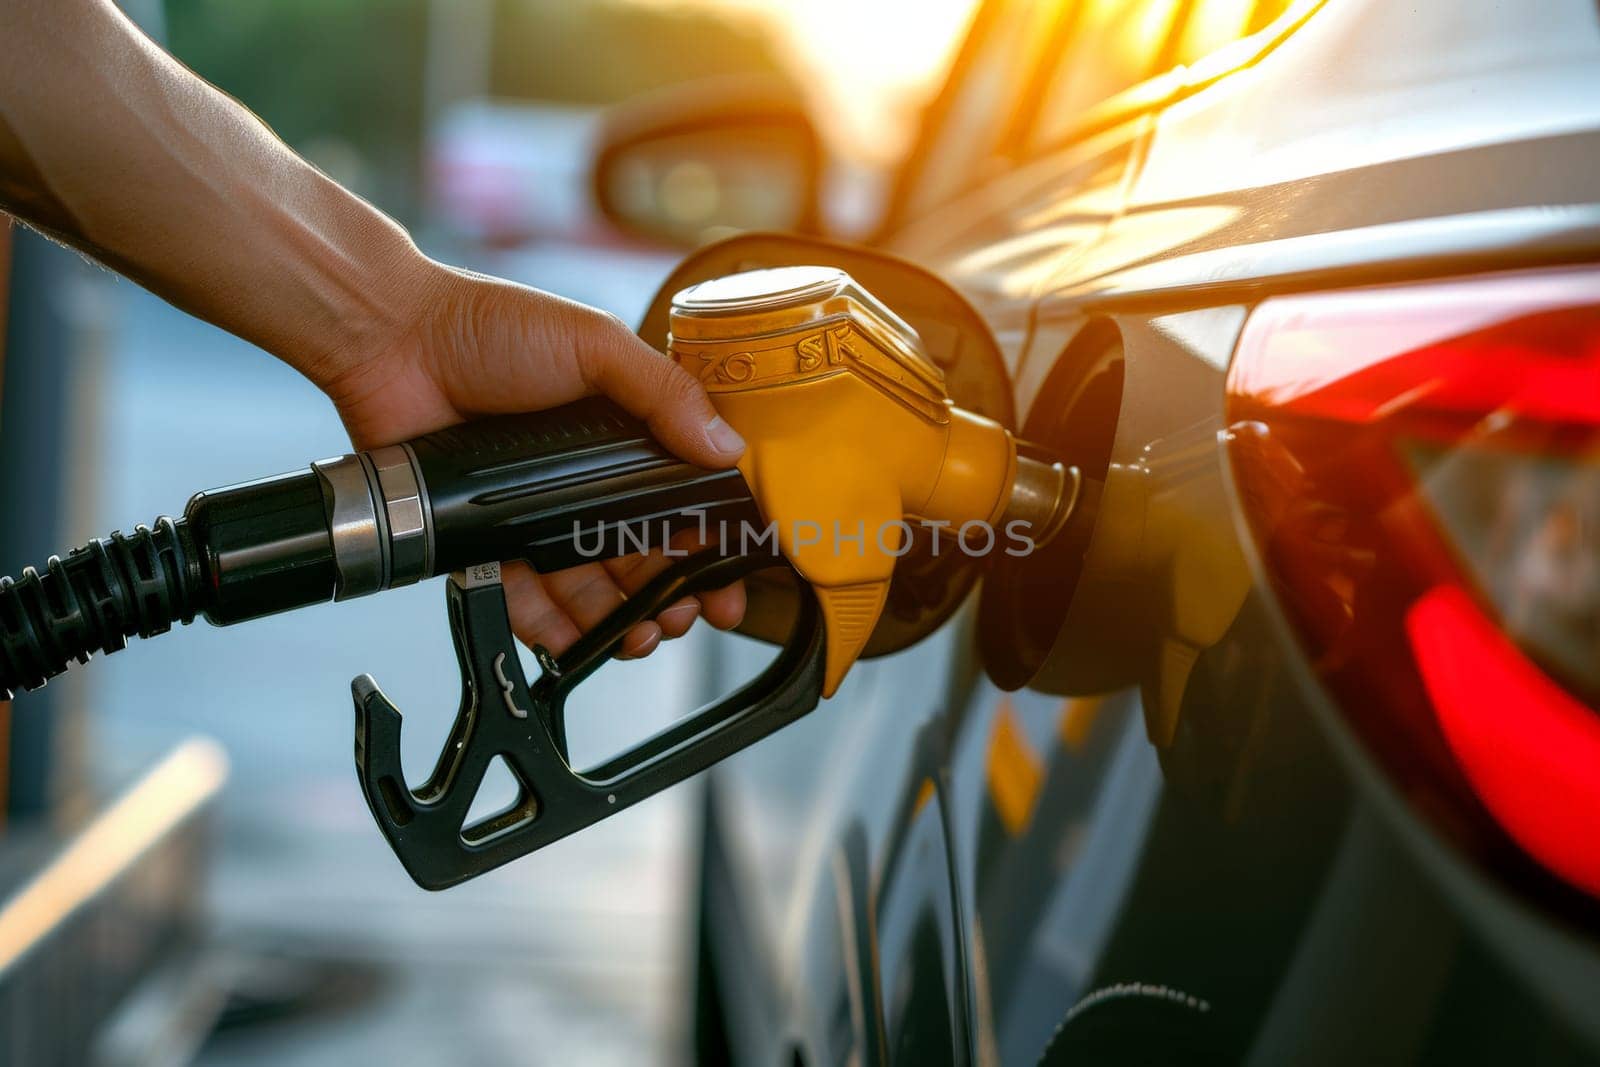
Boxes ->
[353,549,825,890]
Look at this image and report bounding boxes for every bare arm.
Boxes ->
[0,0,424,382]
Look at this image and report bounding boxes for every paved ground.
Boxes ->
[76,246,703,1066]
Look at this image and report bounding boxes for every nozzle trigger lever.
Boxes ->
[352,551,824,890]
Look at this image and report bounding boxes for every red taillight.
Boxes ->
[1407,585,1600,895]
[1226,266,1600,907]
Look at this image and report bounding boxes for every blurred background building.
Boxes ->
[0,0,978,1063]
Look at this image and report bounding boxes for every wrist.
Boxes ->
[300,224,446,387]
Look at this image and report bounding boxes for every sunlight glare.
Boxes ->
[1173,0,1254,64]
[626,0,982,160]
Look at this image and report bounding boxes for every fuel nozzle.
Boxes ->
[0,262,1077,890]
[669,266,1076,696]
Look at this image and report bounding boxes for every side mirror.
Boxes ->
[591,77,823,247]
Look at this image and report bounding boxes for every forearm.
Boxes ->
[0,0,436,384]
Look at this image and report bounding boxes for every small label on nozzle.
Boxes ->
[461,561,502,588]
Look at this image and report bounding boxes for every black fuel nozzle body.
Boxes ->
[402,400,759,581]
[0,263,1084,890]
[0,396,822,889]
[0,398,758,697]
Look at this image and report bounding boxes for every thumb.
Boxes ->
[576,319,746,469]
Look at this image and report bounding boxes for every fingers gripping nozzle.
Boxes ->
[669,266,1076,696]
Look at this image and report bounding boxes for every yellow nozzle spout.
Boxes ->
[669,266,1029,697]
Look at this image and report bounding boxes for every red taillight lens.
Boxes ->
[1226,267,1600,907]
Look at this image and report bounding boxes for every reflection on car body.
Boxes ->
[596,0,1600,1062]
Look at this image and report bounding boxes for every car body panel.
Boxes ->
[697,0,1600,1062]
[706,619,977,1063]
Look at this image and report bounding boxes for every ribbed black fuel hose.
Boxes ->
[0,517,204,699]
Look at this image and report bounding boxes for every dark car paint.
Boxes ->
[695,1,1600,1063]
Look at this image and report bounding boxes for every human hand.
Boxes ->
[0,0,744,659]
[311,260,747,659]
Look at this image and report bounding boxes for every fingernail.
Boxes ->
[660,601,700,628]
[704,416,746,457]
[627,625,662,659]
